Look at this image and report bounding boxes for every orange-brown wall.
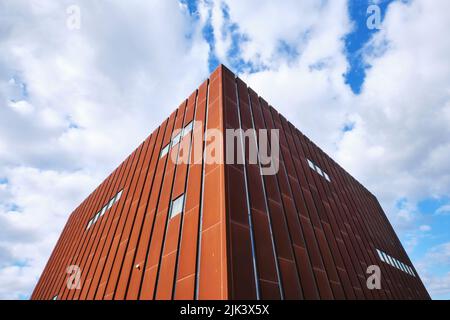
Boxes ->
[32,65,429,300]
[221,66,430,300]
[31,66,228,300]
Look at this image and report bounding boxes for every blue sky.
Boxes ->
[0,0,449,299]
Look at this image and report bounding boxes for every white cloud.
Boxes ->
[0,167,98,299]
[334,0,450,240]
[207,0,450,299]
[209,0,450,231]
[1,0,449,300]
[0,0,210,299]
[419,225,431,232]
[416,242,450,299]
[436,204,450,216]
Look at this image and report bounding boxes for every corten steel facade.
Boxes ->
[31,65,430,300]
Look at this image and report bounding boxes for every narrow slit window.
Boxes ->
[323,172,331,182]
[170,194,185,219]
[381,252,389,264]
[388,255,395,267]
[307,159,315,170]
[107,197,114,210]
[183,121,194,136]
[86,219,93,230]
[160,144,170,158]
[116,190,123,202]
[376,249,384,262]
[100,205,107,217]
[386,255,392,266]
[171,132,182,147]
[93,212,100,224]
[400,262,408,273]
[315,165,324,176]
[52,295,58,300]
[406,266,412,276]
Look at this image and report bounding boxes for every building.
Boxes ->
[31,65,430,300]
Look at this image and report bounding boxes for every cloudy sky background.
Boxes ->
[0,0,449,299]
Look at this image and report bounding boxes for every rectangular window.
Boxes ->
[183,121,194,136]
[160,144,170,158]
[169,194,185,219]
[171,132,182,147]
[307,159,315,170]
[323,172,331,182]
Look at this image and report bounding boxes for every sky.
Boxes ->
[0,0,449,300]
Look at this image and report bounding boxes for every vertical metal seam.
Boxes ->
[153,100,189,298]
[194,79,210,300]
[172,90,199,299]
[110,129,161,299]
[234,78,260,299]
[246,88,284,300]
[133,111,179,299]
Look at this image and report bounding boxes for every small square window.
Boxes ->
[307,159,315,170]
[183,121,194,136]
[323,172,331,182]
[170,195,185,219]
[160,144,170,158]
[171,132,182,147]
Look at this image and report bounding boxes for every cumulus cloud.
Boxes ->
[207,0,450,234]
[0,0,210,299]
[337,0,450,216]
[436,204,450,216]
[416,242,450,298]
[205,0,450,297]
[1,0,449,300]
